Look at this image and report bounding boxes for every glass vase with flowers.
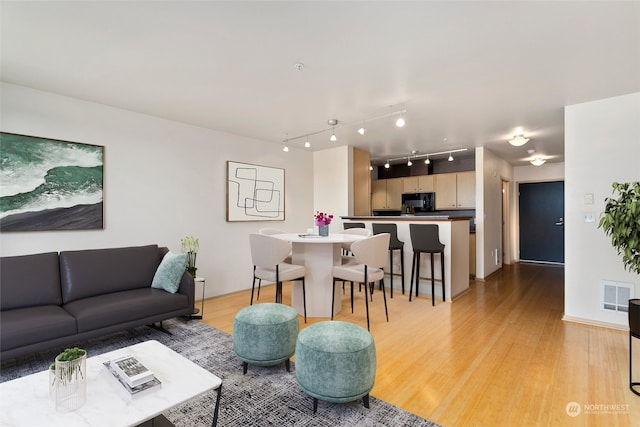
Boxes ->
[314,211,333,236]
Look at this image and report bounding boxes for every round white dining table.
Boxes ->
[271,233,365,318]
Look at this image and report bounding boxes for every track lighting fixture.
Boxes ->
[375,148,467,167]
[330,127,337,142]
[282,109,406,148]
[508,134,530,146]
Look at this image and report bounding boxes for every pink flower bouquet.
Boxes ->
[314,211,333,226]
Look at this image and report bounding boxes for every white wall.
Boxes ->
[475,147,514,279]
[313,146,352,232]
[0,83,315,298]
[565,92,640,328]
[512,162,565,261]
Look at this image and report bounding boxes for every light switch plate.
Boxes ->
[584,193,594,205]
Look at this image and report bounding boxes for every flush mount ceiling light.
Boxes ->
[508,134,530,146]
[530,156,546,166]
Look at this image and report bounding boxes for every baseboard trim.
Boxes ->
[562,315,628,332]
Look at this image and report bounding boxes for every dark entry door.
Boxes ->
[519,181,565,264]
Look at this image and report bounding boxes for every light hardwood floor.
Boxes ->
[200,263,640,426]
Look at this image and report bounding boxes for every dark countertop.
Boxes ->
[342,215,471,221]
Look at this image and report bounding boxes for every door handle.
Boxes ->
[555,217,564,226]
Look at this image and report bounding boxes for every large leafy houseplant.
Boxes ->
[598,182,640,275]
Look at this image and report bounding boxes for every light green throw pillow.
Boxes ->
[151,252,187,293]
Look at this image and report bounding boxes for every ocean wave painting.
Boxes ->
[0,132,104,231]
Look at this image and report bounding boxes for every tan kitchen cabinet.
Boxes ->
[353,148,371,216]
[372,178,402,210]
[403,175,435,193]
[456,171,475,208]
[435,171,476,209]
[469,232,476,278]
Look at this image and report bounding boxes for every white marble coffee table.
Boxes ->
[0,340,222,427]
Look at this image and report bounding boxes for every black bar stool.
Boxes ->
[629,299,640,396]
[409,223,445,306]
[372,223,405,298]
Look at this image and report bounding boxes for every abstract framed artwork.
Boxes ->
[0,132,104,231]
[227,161,285,221]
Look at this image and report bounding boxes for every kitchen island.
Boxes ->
[342,216,471,302]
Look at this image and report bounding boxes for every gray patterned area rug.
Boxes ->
[0,318,439,427]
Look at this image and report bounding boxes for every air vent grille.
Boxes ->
[602,280,634,313]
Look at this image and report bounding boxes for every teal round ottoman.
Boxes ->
[295,321,376,413]
[233,303,299,374]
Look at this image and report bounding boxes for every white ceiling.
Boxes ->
[2,1,639,166]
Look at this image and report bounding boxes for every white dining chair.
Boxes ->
[331,233,390,331]
[254,228,291,301]
[249,233,307,322]
[339,228,372,262]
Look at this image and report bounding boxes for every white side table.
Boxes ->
[190,277,206,320]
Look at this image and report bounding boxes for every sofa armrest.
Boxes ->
[177,271,195,310]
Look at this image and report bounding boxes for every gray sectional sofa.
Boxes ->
[0,244,195,361]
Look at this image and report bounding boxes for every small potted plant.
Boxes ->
[598,182,640,275]
[181,236,199,277]
[53,347,87,411]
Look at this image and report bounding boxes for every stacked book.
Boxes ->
[103,354,161,394]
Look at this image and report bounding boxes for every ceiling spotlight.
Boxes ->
[304,138,311,148]
[448,152,454,162]
[358,127,366,135]
[396,111,405,128]
[330,126,337,142]
[283,143,289,152]
[530,156,546,166]
[384,160,390,169]
[508,134,530,146]
[424,156,431,165]
[407,159,413,167]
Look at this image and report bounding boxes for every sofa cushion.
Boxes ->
[151,252,187,293]
[59,245,161,304]
[0,306,77,351]
[0,252,62,311]
[63,288,189,333]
